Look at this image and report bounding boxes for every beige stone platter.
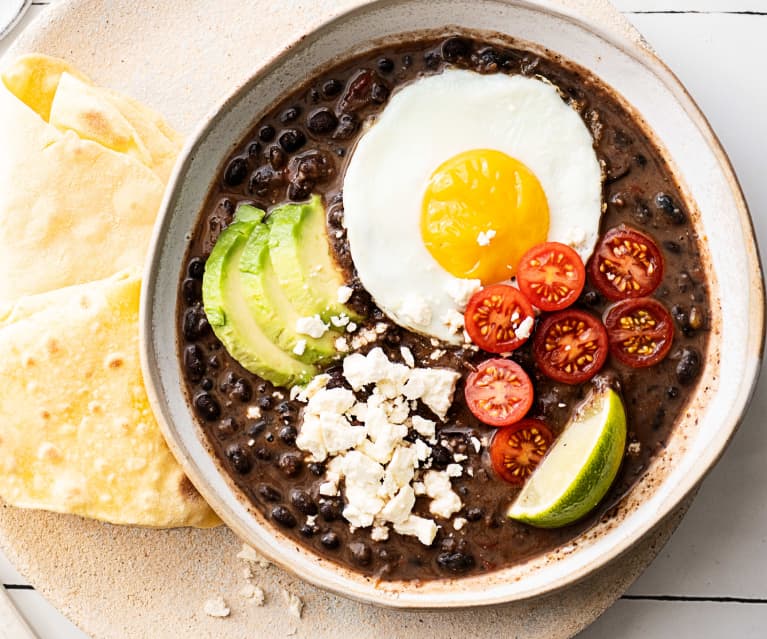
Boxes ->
[0,0,695,637]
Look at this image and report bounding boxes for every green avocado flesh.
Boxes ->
[240,222,337,364]
[202,217,316,387]
[267,195,359,321]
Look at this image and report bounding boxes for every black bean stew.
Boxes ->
[178,34,709,581]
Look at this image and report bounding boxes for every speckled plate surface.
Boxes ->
[0,0,714,637]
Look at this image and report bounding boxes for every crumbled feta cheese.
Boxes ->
[203,597,230,618]
[453,453,468,462]
[442,308,465,335]
[295,374,331,403]
[400,346,415,367]
[337,285,354,303]
[338,451,386,528]
[399,295,432,327]
[628,441,641,455]
[558,402,567,408]
[380,485,416,524]
[306,387,356,415]
[411,415,436,439]
[371,524,390,541]
[424,470,462,519]
[236,544,271,568]
[375,322,389,334]
[295,414,326,461]
[413,481,426,496]
[330,313,350,328]
[295,314,329,339]
[446,463,463,478]
[319,479,339,496]
[343,348,409,392]
[324,413,367,456]
[239,584,265,606]
[381,446,418,496]
[514,315,535,341]
[445,278,482,310]
[414,439,432,462]
[282,590,304,619]
[246,405,261,420]
[429,349,446,361]
[403,368,460,420]
[293,339,307,356]
[477,229,496,246]
[335,336,349,352]
[393,515,438,545]
[453,517,468,531]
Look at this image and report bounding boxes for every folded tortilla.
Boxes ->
[0,54,182,304]
[0,270,219,528]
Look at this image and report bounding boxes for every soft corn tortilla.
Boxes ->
[0,270,219,528]
[0,54,182,304]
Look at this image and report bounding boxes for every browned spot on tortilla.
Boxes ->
[79,295,90,309]
[41,410,50,420]
[105,353,124,369]
[46,337,60,354]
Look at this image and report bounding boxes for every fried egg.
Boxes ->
[343,69,602,342]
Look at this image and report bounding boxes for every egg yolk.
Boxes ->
[421,149,550,283]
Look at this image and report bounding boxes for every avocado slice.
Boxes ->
[239,211,338,364]
[202,216,316,387]
[267,195,359,321]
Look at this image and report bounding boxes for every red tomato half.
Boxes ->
[517,242,586,311]
[490,419,554,485]
[589,225,664,301]
[533,309,609,384]
[465,359,533,427]
[464,284,535,354]
[603,297,674,368]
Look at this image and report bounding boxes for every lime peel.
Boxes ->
[507,386,627,528]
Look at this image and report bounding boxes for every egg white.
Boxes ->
[343,69,602,343]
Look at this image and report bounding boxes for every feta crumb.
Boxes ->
[424,470,462,519]
[453,517,468,531]
[414,439,432,462]
[628,441,641,455]
[375,322,389,334]
[282,590,304,619]
[246,405,261,420]
[411,415,436,439]
[403,368,460,420]
[337,285,354,303]
[380,486,416,524]
[442,308,465,335]
[346,321,358,333]
[203,597,230,618]
[319,480,339,496]
[453,453,468,462]
[295,374,331,403]
[430,338,440,347]
[296,314,329,339]
[330,313,350,328]
[445,279,482,310]
[236,544,271,568]
[477,229,497,246]
[514,315,535,341]
[293,339,307,356]
[446,463,463,477]
[239,584,265,606]
[371,524,390,541]
[470,436,481,453]
[393,515,438,545]
[429,349,446,361]
[335,336,349,352]
[400,346,415,367]
[398,295,432,327]
[413,481,426,496]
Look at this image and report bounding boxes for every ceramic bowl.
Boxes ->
[140,0,764,608]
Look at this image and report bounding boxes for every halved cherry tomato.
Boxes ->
[603,297,674,368]
[517,242,586,311]
[465,358,533,427]
[464,284,535,354]
[589,225,664,301]
[490,419,553,485]
[533,309,608,384]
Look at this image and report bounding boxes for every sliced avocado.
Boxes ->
[240,221,338,364]
[202,218,316,387]
[267,195,359,321]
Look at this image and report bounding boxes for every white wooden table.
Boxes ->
[1,0,766,636]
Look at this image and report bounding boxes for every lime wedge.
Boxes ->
[507,386,627,528]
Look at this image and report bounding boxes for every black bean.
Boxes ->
[431,445,452,469]
[257,483,281,502]
[287,181,311,202]
[634,153,647,167]
[280,106,301,123]
[249,165,282,197]
[257,395,273,410]
[230,378,252,403]
[424,51,441,70]
[247,419,267,438]
[307,108,338,135]
[666,386,680,399]
[676,347,701,385]
[279,425,297,445]
[319,499,342,522]
[308,462,325,476]
[187,257,206,280]
[671,304,691,334]
[217,417,238,438]
[276,401,295,418]
[247,141,261,158]
[182,305,210,340]
[259,125,276,142]
[308,87,321,104]
[223,157,248,187]
[268,146,286,170]
[255,447,272,461]
[200,378,213,391]
[478,47,499,69]
[290,489,318,515]
[349,542,372,566]
[655,192,686,224]
[663,240,681,253]
[321,531,340,549]
[442,37,469,61]
[322,79,343,98]
[377,57,394,73]
[436,551,475,573]
[271,506,297,528]
[333,113,358,140]
[371,82,389,103]
[632,201,651,225]
[226,444,253,474]
[193,393,220,421]
[279,129,306,153]
[278,453,302,477]
[465,507,484,522]
[183,345,206,381]
[207,355,220,369]
[650,407,666,431]
[265,432,275,443]
[299,524,315,537]
[181,277,201,304]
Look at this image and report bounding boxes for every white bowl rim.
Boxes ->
[140,0,765,609]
